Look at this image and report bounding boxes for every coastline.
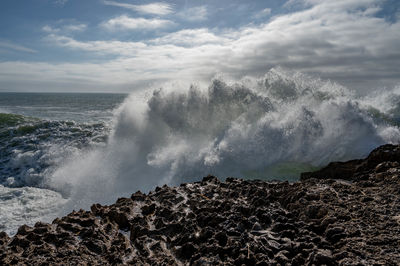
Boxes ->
[1,144,400,265]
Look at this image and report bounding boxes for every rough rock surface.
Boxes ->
[1,144,400,265]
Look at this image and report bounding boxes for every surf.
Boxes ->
[48,68,400,212]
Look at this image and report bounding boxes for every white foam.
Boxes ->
[46,69,400,212]
[0,185,66,235]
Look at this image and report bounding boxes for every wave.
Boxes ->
[0,112,111,234]
[47,68,400,211]
[0,185,67,235]
[0,113,109,188]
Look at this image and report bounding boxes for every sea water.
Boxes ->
[1,68,400,235]
[0,92,126,234]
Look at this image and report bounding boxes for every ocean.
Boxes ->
[1,68,400,235]
[0,92,126,234]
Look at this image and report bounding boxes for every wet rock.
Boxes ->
[141,203,156,215]
[108,210,130,229]
[309,249,334,265]
[130,225,148,241]
[215,232,228,246]
[274,251,290,264]
[301,144,400,180]
[0,232,10,247]
[306,204,328,219]
[202,175,219,184]
[9,236,30,248]
[325,226,346,243]
[83,240,105,254]
[90,203,102,215]
[1,144,400,265]
[177,243,197,259]
[131,191,146,201]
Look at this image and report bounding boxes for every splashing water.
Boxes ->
[2,69,400,235]
[0,94,124,235]
[48,68,400,212]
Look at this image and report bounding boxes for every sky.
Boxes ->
[0,0,399,93]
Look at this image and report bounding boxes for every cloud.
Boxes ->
[45,34,147,56]
[260,8,272,16]
[283,0,309,9]
[64,24,87,32]
[103,1,173,15]
[150,28,229,46]
[42,25,59,33]
[253,8,272,20]
[102,15,175,31]
[178,6,208,22]
[0,41,37,53]
[54,0,68,7]
[42,23,87,34]
[2,0,400,92]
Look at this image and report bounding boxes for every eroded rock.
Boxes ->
[1,145,400,265]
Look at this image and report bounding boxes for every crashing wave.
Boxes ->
[47,68,400,212]
[0,114,109,188]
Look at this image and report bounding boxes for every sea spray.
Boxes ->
[0,115,111,235]
[48,68,400,212]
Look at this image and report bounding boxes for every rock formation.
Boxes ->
[1,144,400,265]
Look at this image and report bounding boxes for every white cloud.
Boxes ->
[42,25,59,33]
[42,23,87,34]
[0,41,37,53]
[64,24,87,32]
[2,0,400,92]
[45,34,147,56]
[102,15,175,31]
[253,8,272,19]
[54,0,68,7]
[261,8,272,16]
[178,6,208,22]
[283,0,309,9]
[150,28,230,46]
[103,1,173,15]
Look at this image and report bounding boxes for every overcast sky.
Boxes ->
[0,0,399,93]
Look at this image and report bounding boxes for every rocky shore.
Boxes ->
[1,144,400,265]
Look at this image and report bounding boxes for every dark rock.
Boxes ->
[179,243,196,259]
[90,203,102,215]
[108,210,130,229]
[131,191,146,201]
[309,249,334,265]
[325,226,346,243]
[141,203,156,215]
[83,240,105,254]
[274,251,290,264]
[1,144,400,265]
[215,232,228,246]
[202,175,219,183]
[130,225,148,241]
[0,232,10,247]
[301,144,400,181]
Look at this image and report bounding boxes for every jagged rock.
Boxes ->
[0,144,400,264]
[309,249,334,265]
[301,144,400,180]
[0,232,10,247]
[131,191,146,201]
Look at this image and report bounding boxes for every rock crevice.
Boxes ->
[1,145,400,265]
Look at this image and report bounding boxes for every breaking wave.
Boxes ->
[48,68,400,211]
[0,113,108,187]
[0,113,110,234]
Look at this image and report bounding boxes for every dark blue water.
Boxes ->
[0,92,127,123]
[0,92,128,235]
